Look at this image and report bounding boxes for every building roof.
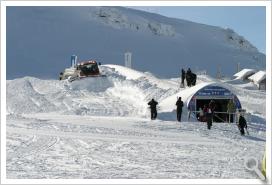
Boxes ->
[248,71,266,84]
[233,69,256,80]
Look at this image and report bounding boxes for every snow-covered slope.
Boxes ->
[7,6,265,79]
[6,65,266,179]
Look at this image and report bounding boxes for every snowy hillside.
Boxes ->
[6,65,266,179]
[7,6,265,79]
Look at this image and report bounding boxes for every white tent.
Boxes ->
[159,82,242,122]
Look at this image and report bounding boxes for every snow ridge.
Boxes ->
[91,7,176,37]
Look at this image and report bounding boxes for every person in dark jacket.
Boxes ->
[238,114,247,135]
[181,69,186,88]
[206,106,213,129]
[148,98,158,120]
[208,100,216,121]
[176,97,184,122]
[191,72,197,86]
[186,68,192,87]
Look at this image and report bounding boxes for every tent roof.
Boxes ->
[159,82,238,112]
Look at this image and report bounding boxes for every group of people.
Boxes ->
[197,100,216,130]
[181,68,197,88]
[148,98,248,136]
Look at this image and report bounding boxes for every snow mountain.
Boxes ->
[7,6,265,79]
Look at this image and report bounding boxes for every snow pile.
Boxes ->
[248,70,266,84]
[69,77,114,92]
[6,65,180,117]
[7,65,266,120]
[233,69,257,80]
[103,64,145,80]
[6,77,58,114]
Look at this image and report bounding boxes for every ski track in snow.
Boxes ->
[6,65,266,179]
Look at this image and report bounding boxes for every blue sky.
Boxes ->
[130,6,266,54]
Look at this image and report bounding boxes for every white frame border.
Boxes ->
[1,1,271,184]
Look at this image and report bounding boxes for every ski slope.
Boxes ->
[6,65,266,179]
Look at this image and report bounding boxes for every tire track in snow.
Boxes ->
[7,127,221,146]
[8,136,60,159]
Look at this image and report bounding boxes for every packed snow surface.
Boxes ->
[6,65,266,179]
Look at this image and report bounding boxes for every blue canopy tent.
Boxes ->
[187,84,242,122]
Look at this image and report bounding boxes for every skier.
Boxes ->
[238,114,248,135]
[175,97,184,122]
[148,98,158,120]
[181,68,186,88]
[227,99,236,123]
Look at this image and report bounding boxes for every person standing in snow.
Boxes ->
[208,100,216,121]
[238,113,247,135]
[148,98,158,120]
[181,68,186,88]
[191,72,197,86]
[209,100,216,113]
[227,99,236,123]
[202,104,208,122]
[186,68,192,87]
[206,106,213,129]
[176,97,184,122]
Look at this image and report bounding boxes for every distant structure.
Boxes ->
[124,52,132,68]
[248,71,266,90]
[233,69,256,81]
[237,62,240,73]
[216,65,222,79]
[71,55,77,67]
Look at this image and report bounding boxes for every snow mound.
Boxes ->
[69,77,114,92]
[103,64,145,80]
[6,66,179,117]
[6,65,266,122]
[7,77,57,114]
